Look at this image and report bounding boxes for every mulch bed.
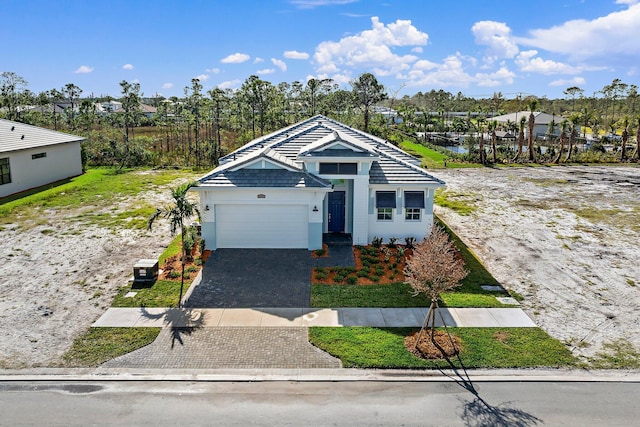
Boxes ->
[404,329,462,360]
[158,248,210,281]
[312,245,411,285]
[311,243,329,258]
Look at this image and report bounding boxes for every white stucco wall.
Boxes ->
[0,141,83,198]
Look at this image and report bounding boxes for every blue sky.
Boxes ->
[3,0,639,100]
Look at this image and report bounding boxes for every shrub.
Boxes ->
[314,248,326,257]
[396,247,406,257]
[356,270,369,278]
[314,271,328,280]
[371,236,383,248]
[333,275,345,283]
[404,237,416,249]
[168,270,181,279]
[347,276,358,285]
[388,237,398,248]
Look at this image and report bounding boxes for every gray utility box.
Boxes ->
[133,259,159,282]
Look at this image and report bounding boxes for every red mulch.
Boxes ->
[311,243,329,258]
[404,329,462,360]
[158,247,209,281]
[311,245,412,285]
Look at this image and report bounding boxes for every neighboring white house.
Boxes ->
[193,115,445,250]
[0,119,84,198]
[489,111,573,139]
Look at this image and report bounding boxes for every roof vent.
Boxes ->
[11,126,15,131]
[21,135,25,139]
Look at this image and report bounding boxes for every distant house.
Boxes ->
[489,111,571,139]
[0,119,83,198]
[193,115,445,250]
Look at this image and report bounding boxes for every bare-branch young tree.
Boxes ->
[404,224,468,350]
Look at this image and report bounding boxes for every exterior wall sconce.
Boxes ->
[205,205,210,211]
[312,205,319,212]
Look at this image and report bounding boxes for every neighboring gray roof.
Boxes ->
[489,111,563,125]
[0,119,84,154]
[203,115,444,189]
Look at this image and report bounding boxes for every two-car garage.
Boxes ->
[215,204,309,249]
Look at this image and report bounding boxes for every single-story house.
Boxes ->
[0,119,84,198]
[489,111,573,139]
[193,115,445,250]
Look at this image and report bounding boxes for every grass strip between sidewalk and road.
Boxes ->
[309,327,576,369]
[61,327,161,367]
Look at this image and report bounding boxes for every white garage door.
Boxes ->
[216,204,309,248]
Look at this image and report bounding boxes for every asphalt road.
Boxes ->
[1,380,639,426]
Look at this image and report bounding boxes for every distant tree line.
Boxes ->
[1,70,638,168]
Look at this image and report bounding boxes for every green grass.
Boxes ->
[159,235,183,266]
[309,327,576,369]
[310,215,515,308]
[434,188,478,215]
[112,279,186,307]
[400,141,479,169]
[0,167,197,228]
[61,327,160,367]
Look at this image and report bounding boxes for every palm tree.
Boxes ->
[565,114,580,163]
[512,116,527,162]
[488,120,498,164]
[554,120,569,164]
[527,99,538,162]
[148,181,201,307]
[635,117,640,160]
[620,117,629,161]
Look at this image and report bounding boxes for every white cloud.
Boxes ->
[549,77,587,87]
[471,21,519,63]
[313,72,351,85]
[313,16,428,76]
[195,74,210,81]
[475,66,516,87]
[257,68,275,75]
[516,3,640,61]
[284,50,310,60]
[411,46,423,53]
[271,58,287,72]
[254,57,264,64]
[221,53,250,63]
[218,79,241,90]
[162,83,173,89]
[74,65,94,74]
[122,64,134,70]
[206,68,221,74]
[515,50,581,75]
[290,0,358,9]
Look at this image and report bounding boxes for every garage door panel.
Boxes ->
[216,205,308,248]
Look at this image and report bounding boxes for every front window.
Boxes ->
[0,157,11,185]
[377,208,393,221]
[319,162,357,174]
[405,208,421,221]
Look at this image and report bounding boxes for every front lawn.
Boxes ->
[311,215,516,308]
[309,327,576,369]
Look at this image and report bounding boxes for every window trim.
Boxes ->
[32,152,47,160]
[319,162,358,175]
[377,207,393,221]
[0,157,11,185]
[405,208,421,221]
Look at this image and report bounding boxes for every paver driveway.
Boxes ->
[184,249,313,308]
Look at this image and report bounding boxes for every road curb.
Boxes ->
[2,368,640,383]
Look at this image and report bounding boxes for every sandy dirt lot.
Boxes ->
[0,172,193,369]
[430,165,640,358]
[0,166,638,368]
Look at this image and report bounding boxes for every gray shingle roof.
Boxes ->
[200,169,330,188]
[203,115,444,189]
[0,119,84,154]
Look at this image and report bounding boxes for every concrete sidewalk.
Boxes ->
[93,307,536,328]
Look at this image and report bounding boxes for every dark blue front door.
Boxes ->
[328,191,345,233]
